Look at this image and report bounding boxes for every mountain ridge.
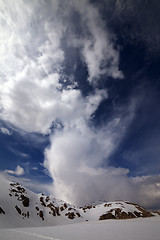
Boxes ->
[0,174,156,229]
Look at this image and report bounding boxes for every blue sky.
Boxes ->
[0,0,160,209]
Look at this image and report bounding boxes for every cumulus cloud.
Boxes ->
[0,0,122,133]
[0,0,65,133]
[44,100,137,206]
[5,165,25,176]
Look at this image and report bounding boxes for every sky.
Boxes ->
[0,0,160,209]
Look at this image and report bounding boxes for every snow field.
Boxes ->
[1,216,160,240]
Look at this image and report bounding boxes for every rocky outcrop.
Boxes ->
[99,208,136,220]
[99,202,154,220]
[125,202,154,218]
[9,183,30,207]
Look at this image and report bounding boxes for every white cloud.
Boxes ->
[5,165,25,176]
[32,167,38,171]
[44,100,136,206]
[0,61,107,133]
[8,147,29,159]
[0,0,123,134]
[0,127,11,135]
[67,0,123,83]
[131,175,160,209]
[0,0,65,133]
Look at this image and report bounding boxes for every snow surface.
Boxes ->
[0,216,160,240]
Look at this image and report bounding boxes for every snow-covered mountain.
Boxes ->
[0,174,155,228]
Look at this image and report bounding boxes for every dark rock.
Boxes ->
[46,203,56,216]
[46,196,50,202]
[133,211,141,217]
[27,211,29,218]
[15,205,21,215]
[39,210,44,220]
[76,212,81,217]
[17,186,25,193]
[0,207,5,214]
[52,208,56,216]
[55,207,60,216]
[36,206,39,211]
[60,206,64,211]
[40,196,46,207]
[68,207,73,211]
[104,203,112,207]
[83,205,93,210]
[10,189,18,193]
[47,202,54,208]
[63,203,67,209]
[99,212,116,220]
[21,195,29,207]
[65,212,75,219]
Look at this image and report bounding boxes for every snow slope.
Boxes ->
[0,174,83,228]
[0,173,156,229]
[0,217,160,240]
